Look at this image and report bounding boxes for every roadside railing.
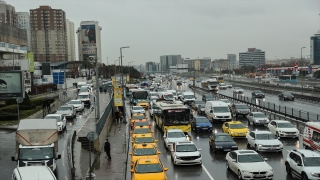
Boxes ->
[95,93,114,135]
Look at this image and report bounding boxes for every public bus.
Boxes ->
[125,84,138,97]
[278,75,297,83]
[211,75,224,83]
[153,100,191,134]
[130,89,149,105]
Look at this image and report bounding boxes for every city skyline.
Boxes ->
[7,0,320,64]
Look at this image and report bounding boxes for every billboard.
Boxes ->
[0,71,24,99]
[113,87,123,106]
[81,24,96,45]
[42,63,51,75]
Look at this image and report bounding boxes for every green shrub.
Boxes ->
[31,97,45,106]
[5,99,16,106]
[0,111,18,121]
[0,105,17,113]
[21,92,31,105]
[19,105,37,110]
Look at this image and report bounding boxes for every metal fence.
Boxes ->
[96,93,114,134]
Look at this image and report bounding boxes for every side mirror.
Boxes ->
[130,169,134,173]
[210,110,213,113]
[129,152,132,155]
[11,156,16,161]
[297,162,302,166]
[155,140,158,143]
[164,167,169,171]
[264,158,268,161]
[198,149,202,151]
[56,154,61,160]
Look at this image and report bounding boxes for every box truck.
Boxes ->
[11,119,61,173]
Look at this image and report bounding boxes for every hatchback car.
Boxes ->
[163,129,188,149]
[191,116,212,132]
[209,133,238,153]
[226,150,274,179]
[246,131,283,153]
[278,92,295,101]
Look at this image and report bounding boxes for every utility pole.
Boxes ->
[93,48,100,120]
[120,46,130,123]
[193,69,196,96]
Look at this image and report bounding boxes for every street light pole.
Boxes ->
[12,46,15,70]
[114,60,119,76]
[120,46,130,124]
[95,47,100,120]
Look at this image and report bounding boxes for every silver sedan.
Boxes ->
[246,112,270,126]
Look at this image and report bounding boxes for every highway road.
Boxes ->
[125,79,313,180]
[0,88,96,180]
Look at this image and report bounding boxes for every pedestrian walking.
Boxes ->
[119,110,124,122]
[115,110,120,123]
[104,139,111,160]
[46,99,51,113]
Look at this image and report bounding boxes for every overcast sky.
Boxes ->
[10,0,320,64]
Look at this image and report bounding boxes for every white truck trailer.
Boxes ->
[11,119,61,173]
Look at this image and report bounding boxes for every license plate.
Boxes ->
[202,128,208,130]
[31,164,42,166]
[221,119,226,121]
[238,134,243,136]
[224,149,231,151]
[254,175,263,177]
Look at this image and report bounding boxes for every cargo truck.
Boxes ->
[11,119,61,173]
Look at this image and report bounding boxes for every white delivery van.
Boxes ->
[205,101,232,123]
[12,166,57,180]
[77,92,91,105]
[303,121,320,151]
[167,90,178,100]
[181,91,195,105]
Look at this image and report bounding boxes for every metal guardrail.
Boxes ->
[192,86,320,123]
[96,93,114,134]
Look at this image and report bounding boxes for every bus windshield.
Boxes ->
[163,109,190,125]
[132,91,148,99]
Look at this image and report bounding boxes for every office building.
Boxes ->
[239,48,265,68]
[200,57,211,70]
[227,54,237,69]
[30,6,68,62]
[146,61,155,72]
[310,30,320,65]
[66,19,76,61]
[160,55,181,72]
[0,0,17,25]
[212,59,228,70]
[77,21,102,63]
[183,58,194,70]
[16,12,31,51]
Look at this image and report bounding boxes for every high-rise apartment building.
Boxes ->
[239,48,265,68]
[77,21,102,63]
[227,54,237,69]
[200,57,211,70]
[146,61,155,72]
[30,6,68,62]
[160,55,181,72]
[0,0,17,26]
[16,12,31,51]
[310,31,320,65]
[66,19,76,61]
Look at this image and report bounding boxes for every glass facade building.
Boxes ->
[310,33,320,65]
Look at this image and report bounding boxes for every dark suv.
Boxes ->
[251,90,265,98]
[202,94,215,102]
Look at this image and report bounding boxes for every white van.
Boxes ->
[167,90,177,99]
[181,91,195,105]
[205,101,232,123]
[78,92,91,105]
[77,81,87,92]
[303,121,320,151]
[12,166,57,180]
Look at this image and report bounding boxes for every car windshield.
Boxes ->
[176,144,197,152]
[303,157,320,167]
[230,124,246,129]
[221,99,230,103]
[254,91,263,93]
[238,154,264,163]
[135,164,162,173]
[133,148,156,156]
[133,106,144,110]
[171,92,177,96]
[184,95,195,99]
[134,128,151,134]
[235,105,248,109]
[235,87,241,89]
[213,107,229,112]
[215,135,233,142]
[44,116,61,122]
[256,134,277,140]
[205,94,214,98]
[19,147,54,161]
[168,131,185,138]
[277,122,294,128]
[283,92,292,96]
[177,92,182,95]
[78,95,88,99]
[253,113,266,118]
[164,94,174,99]
[135,137,154,143]
[150,97,158,101]
[195,117,210,123]
[220,83,226,86]
[134,122,149,127]
[58,107,72,111]
[69,101,81,104]
[132,115,145,119]
[199,104,205,108]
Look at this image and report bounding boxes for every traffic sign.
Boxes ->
[87,131,98,142]
[16,97,23,104]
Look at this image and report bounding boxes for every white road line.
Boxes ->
[61,150,65,167]
[202,164,215,180]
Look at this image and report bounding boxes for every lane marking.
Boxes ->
[202,164,215,180]
[61,150,65,167]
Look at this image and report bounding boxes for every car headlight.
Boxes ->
[230,132,234,134]
[311,172,319,177]
[279,143,283,147]
[268,169,274,174]
[232,146,238,148]
[279,130,284,133]
[241,170,251,174]
[284,96,287,98]
[69,114,72,116]
[213,115,217,118]
[196,126,200,128]
[215,146,222,148]
[197,154,201,158]
[258,144,263,147]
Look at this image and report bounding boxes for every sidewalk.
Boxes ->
[93,121,129,180]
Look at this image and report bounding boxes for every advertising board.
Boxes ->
[0,71,24,99]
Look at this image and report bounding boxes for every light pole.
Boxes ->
[114,60,119,76]
[301,47,306,66]
[128,61,133,83]
[12,45,16,70]
[120,46,130,123]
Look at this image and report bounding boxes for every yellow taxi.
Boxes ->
[130,113,147,125]
[131,126,153,139]
[222,121,249,138]
[131,119,151,130]
[130,158,168,180]
[129,144,160,168]
[136,100,149,109]
[132,134,158,148]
